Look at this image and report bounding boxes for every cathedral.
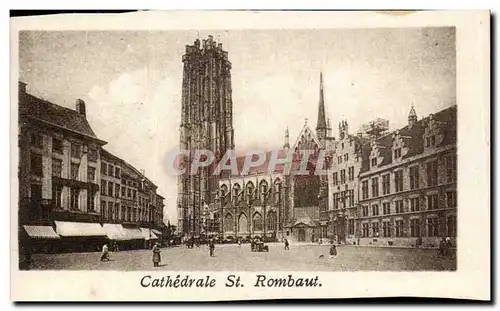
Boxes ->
[176,36,235,235]
[176,36,336,242]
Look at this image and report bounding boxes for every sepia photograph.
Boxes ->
[10,10,490,301]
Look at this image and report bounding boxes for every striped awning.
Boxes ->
[55,221,106,237]
[140,228,159,240]
[23,225,60,239]
[121,227,144,240]
[102,223,128,241]
[151,229,162,235]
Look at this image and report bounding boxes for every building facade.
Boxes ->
[323,121,368,244]
[177,36,235,236]
[357,105,457,247]
[19,82,107,253]
[18,82,165,258]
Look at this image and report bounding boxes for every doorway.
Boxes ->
[298,228,306,242]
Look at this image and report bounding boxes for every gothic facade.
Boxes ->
[206,73,336,242]
[177,36,235,235]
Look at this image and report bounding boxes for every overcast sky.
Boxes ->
[19,28,456,223]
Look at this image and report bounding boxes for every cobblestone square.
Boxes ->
[30,243,456,271]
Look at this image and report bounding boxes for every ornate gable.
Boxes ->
[392,130,411,162]
[369,139,386,169]
[424,113,446,150]
[292,121,323,151]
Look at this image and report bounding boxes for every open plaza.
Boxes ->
[29,243,456,271]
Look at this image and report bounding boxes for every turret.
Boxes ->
[283,127,290,150]
[408,105,417,128]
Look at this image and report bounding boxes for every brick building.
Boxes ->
[323,120,368,244]
[357,105,457,247]
[18,82,165,259]
[18,82,107,253]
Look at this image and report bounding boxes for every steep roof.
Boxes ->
[316,72,327,131]
[20,93,101,142]
[359,105,457,173]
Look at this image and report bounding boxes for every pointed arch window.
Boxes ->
[253,212,263,232]
[260,180,269,204]
[238,213,248,232]
[246,182,255,205]
[266,211,277,231]
[224,213,234,232]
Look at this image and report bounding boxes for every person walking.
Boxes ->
[329,244,337,259]
[100,243,109,262]
[438,237,446,257]
[284,238,290,250]
[152,242,161,267]
[238,238,242,247]
[209,240,215,257]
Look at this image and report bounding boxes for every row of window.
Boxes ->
[361,215,456,238]
[362,156,456,200]
[101,162,121,178]
[332,166,355,185]
[361,191,456,217]
[31,133,98,161]
[52,185,96,212]
[101,201,154,223]
[332,190,355,209]
[50,158,97,182]
[101,180,137,199]
[337,153,350,164]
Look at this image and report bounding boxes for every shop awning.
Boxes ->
[121,227,144,240]
[102,223,128,241]
[140,228,159,240]
[151,229,162,235]
[54,221,106,237]
[23,225,60,239]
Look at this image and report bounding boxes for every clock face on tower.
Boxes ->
[340,132,345,140]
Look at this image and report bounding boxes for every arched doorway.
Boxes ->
[298,228,306,242]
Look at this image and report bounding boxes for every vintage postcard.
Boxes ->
[10,10,490,301]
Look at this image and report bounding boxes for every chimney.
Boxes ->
[76,99,86,117]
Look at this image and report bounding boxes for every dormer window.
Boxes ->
[371,158,377,167]
[426,135,436,147]
[394,148,402,159]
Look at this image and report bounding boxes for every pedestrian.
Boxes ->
[152,242,161,267]
[329,244,337,259]
[209,240,215,257]
[284,238,290,250]
[438,237,446,257]
[100,243,109,262]
[238,238,242,247]
[416,236,423,248]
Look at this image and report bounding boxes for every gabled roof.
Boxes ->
[292,122,323,150]
[20,92,102,142]
[359,105,457,173]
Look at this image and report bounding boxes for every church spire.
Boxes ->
[283,127,290,150]
[316,72,328,140]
